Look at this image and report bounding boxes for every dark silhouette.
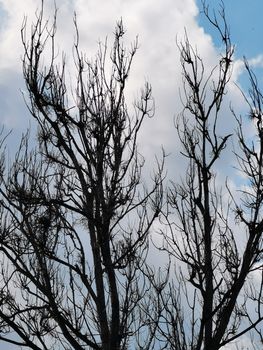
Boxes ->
[0,4,163,349]
[0,1,262,349]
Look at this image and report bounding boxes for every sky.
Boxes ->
[0,0,263,349]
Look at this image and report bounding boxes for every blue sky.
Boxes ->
[197,0,263,57]
[197,0,263,89]
[0,0,263,349]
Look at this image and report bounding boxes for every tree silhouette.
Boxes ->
[0,1,263,350]
[154,2,263,350]
[0,4,163,349]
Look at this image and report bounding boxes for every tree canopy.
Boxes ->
[0,1,262,350]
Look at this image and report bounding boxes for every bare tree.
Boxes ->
[155,2,263,350]
[1,1,263,349]
[0,3,163,350]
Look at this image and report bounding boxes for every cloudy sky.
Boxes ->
[0,0,263,160]
[0,0,263,349]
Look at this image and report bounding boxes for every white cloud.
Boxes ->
[232,58,245,82]
[232,54,263,86]
[248,53,263,68]
[0,0,247,184]
[0,0,251,221]
[0,0,220,149]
